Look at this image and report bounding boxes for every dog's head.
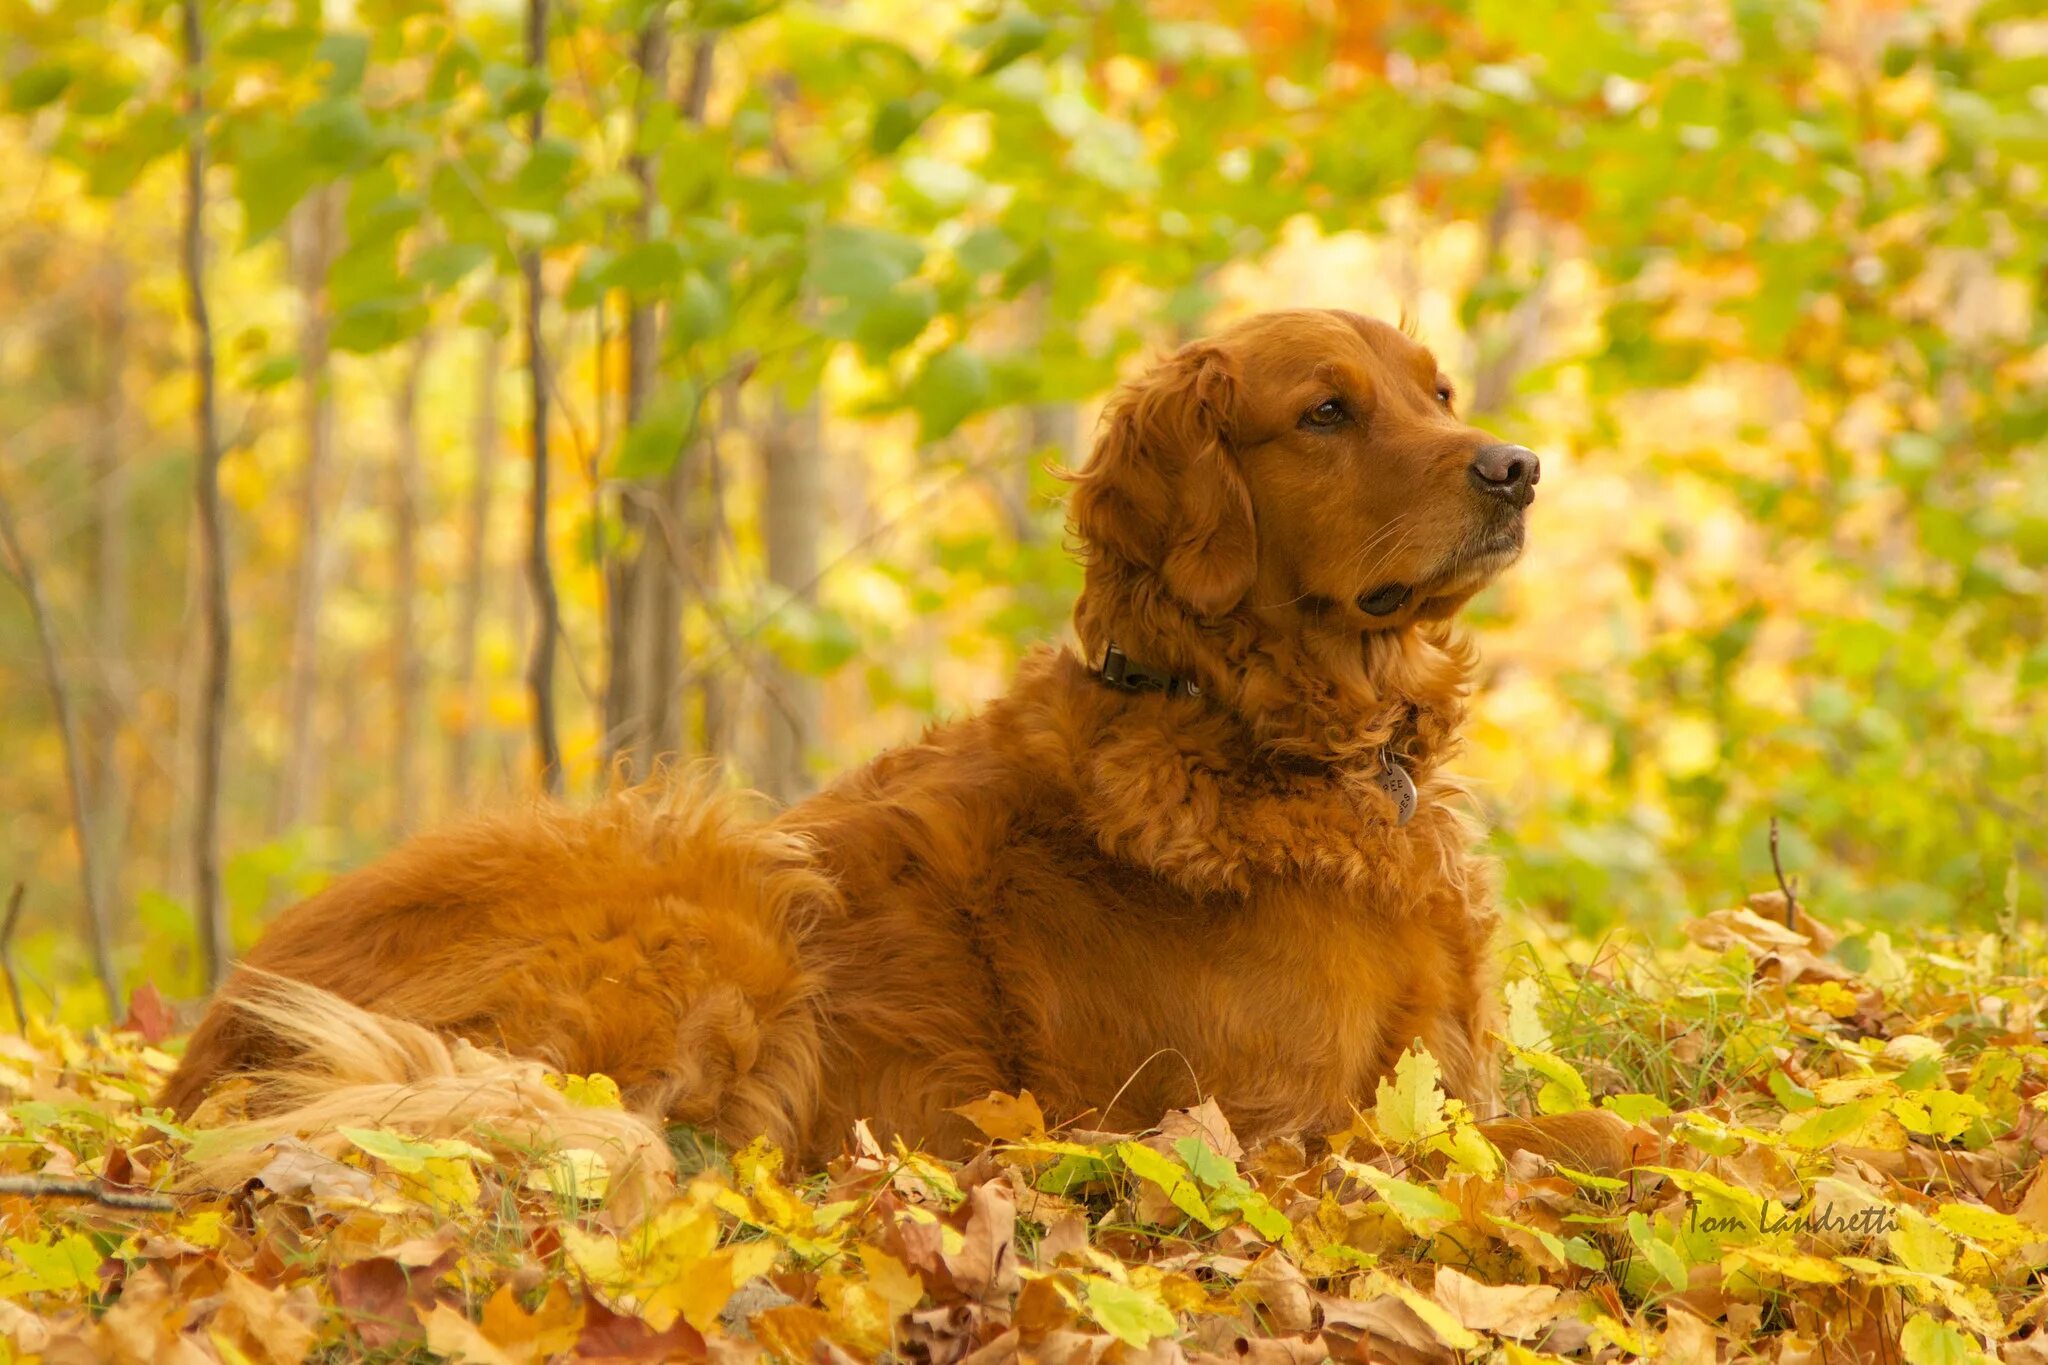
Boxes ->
[1068,309,1540,764]
[1071,308,1538,633]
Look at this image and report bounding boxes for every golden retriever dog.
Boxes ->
[166,309,1582,1168]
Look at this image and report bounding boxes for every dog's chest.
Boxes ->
[1001,867,1471,1134]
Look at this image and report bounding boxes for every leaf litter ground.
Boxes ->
[6,891,2048,1363]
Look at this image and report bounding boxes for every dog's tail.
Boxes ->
[178,972,675,1214]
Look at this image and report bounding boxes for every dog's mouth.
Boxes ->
[1355,517,1525,617]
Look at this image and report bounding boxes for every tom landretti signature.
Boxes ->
[1687,1201,1899,1237]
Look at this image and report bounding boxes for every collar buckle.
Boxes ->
[1100,643,1200,698]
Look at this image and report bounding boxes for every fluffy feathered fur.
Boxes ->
[167,309,1561,1169]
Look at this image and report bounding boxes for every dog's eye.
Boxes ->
[1300,398,1348,429]
[1435,382,1455,407]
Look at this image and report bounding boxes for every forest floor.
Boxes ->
[3,891,2046,1364]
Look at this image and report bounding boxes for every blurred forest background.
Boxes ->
[1,0,2043,1022]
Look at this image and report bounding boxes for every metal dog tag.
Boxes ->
[1377,761,1417,827]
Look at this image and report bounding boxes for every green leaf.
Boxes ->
[316,31,371,96]
[1083,1277,1177,1348]
[1170,1136,1235,1188]
[0,1233,103,1297]
[1626,1212,1689,1291]
[851,284,937,361]
[8,61,71,112]
[1116,1141,1217,1228]
[331,297,427,354]
[1784,1098,1886,1151]
[1506,1043,1592,1114]
[1767,1070,1818,1113]
[411,241,493,290]
[338,1127,491,1173]
[296,97,377,168]
[1601,1092,1671,1123]
[872,92,941,154]
[810,226,924,305]
[966,11,1051,76]
[605,240,686,298]
[1900,1312,1981,1365]
[908,345,990,441]
[1342,1160,1460,1234]
[614,379,700,480]
[669,272,729,347]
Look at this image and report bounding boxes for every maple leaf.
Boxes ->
[1374,1044,1448,1145]
[561,1196,775,1332]
[949,1090,1048,1143]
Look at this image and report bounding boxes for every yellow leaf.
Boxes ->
[819,1276,893,1355]
[1363,1270,1481,1351]
[1933,1202,2034,1255]
[949,1090,1048,1143]
[1723,1245,1848,1284]
[1504,978,1551,1051]
[560,1197,757,1332]
[544,1072,624,1109]
[857,1245,925,1317]
[422,1304,518,1365]
[1373,1044,1447,1145]
[1890,1208,1958,1277]
[176,1209,227,1249]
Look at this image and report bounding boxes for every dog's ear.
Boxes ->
[1069,345,1256,618]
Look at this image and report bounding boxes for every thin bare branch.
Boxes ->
[0,1175,178,1212]
[2,883,27,1033]
[0,489,119,1018]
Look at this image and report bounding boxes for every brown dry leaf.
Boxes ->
[208,1269,319,1365]
[1030,1328,1116,1365]
[1036,1214,1091,1267]
[250,1141,378,1203]
[574,1297,708,1361]
[330,1257,425,1350]
[94,1267,211,1365]
[1237,1252,1315,1334]
[1429,1266,1561,1339]
[1153,1099,1246,1163]
[1659,1305,1719,1365]
[118,984,178,1043]
[945,1179,1020,1302]
[1316,1293,1457,1364]
[1017,1275,1080,1340]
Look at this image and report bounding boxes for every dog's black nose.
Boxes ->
[1468,444,1540,507]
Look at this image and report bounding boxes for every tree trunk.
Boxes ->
[447,315,501,811]
[86,258,130,929]
[603,22,711,785]
[523,0,564,795]
[181,0,232,992]
[759,395,822,802]
[278,185,339,832]
[390,334,432,835]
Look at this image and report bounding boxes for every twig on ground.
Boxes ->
[0,1174,178,1211]
[1770,816,1799,930]
[1,882,24,1032]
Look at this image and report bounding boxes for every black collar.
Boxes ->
[1098,643,1201,698]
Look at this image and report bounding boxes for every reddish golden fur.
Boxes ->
[166,310,1542,1162]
